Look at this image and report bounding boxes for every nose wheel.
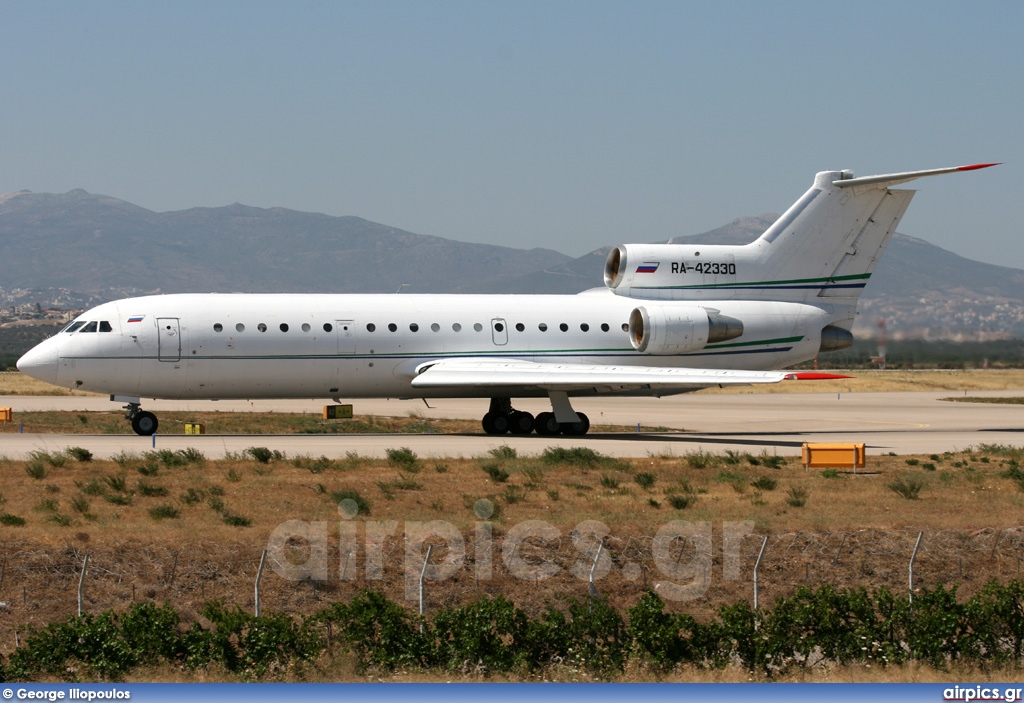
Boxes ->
[124,402,159,436]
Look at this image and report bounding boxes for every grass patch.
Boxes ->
[480,462,510,483]
[147,504,180,521]
[751,476,778,492]
[136,480,168,497]
[245,447,283,464]
[541,446,616,469]
[24,460,47,480]
[65,447,93,462]
[221,512,252,527]
[329,489,371,516]
[292,455,336,474]
[888,476,925,500]
[385,447,419,472]
[786,486,809,507]
[684,449,717,469]
[489,445,518,461]
[634,472,656,489]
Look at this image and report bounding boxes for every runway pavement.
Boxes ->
[1,390,1021,459]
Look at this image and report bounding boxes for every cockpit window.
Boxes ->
[63,321,86,333]
[80,321,98,333]
[99,321,113,332]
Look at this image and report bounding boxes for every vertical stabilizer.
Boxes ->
[604,164,997,304]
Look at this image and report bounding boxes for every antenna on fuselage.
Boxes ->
[396,284,410,294]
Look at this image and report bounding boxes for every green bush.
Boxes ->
[488,445,518,460]
[431,595,529,670]
[888,476,925,500]
[330,489,371,516]
[786,486,809,507]
[541,446,605,468]
[316,589,426,670]
[245,447,282,464]
[6,580,1024,679]
[480,462,510,483]
[386,447,419,471]
[66,447,93,462]
[751,476,778,491]
[634,472,656,489]
[148,504,180,520]
[137,480,168,497]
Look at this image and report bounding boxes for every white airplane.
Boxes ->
[17,163,996,436]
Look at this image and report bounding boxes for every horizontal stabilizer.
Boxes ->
[833,163,999,189]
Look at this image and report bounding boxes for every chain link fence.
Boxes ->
[1,525,1023,653]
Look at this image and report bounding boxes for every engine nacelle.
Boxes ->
[629,305,744,355]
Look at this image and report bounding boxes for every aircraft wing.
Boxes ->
[410,358,843,393]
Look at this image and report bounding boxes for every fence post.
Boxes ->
[753,536,768,611]
[419,545,433,631]
[588,539,605,608]
[909,531,923,604]
[341,549,354,581]
[254,549,267,617]
[77,554,89,617]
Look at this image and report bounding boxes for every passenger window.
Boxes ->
[601,323,610,332]
[559,323,568,332]
[366,323,376,332]
[580,323,589,332]
[323,323,333,332]
[431,323,440,332]
[302,323,311,332]
[494,322,504,332]
[388,323,397,332]
[473,323,483,332]
[410,323,419,332]
[214,323,223,333]
[515,323,525,332]
[452,323,462,332]
[257,323,268,333]
[538,323,548,332]
[64,321,86,333]
[99,321,113,332]
[621,323,629,332]
[280,323,289,332]
[236,323,245,332]
[80,321,98,333]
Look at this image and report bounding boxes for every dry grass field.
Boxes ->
[0,442,1022,681]
[0,369,1023,681]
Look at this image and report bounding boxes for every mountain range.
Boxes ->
[2,189,1022,339]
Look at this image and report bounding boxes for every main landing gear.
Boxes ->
[123,401,159,436]
[481,396,590,436]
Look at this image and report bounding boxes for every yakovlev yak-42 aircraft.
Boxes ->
[17,163,997,436]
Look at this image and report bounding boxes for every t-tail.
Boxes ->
[604,163,999,305]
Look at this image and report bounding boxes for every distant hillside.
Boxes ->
[0,189,570,296]
[2,190,1022,338]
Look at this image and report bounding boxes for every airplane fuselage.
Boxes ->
[31,290,832,401]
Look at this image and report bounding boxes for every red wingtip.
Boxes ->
[957,163,1001,171]
[784,372,853,381]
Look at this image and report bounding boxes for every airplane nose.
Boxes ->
[17,342,60,386]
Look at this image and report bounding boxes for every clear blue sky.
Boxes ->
[1,1,1019,268]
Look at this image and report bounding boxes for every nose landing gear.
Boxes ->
[123,401,159,436]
